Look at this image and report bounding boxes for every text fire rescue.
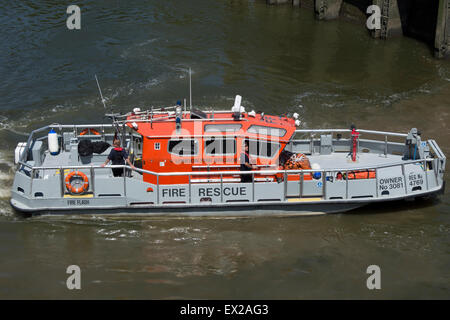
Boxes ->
[162,186,247,197]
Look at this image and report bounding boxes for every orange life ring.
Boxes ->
[65,171,89,194]
[80,128,100,136]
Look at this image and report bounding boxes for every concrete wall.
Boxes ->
[266,0,290,4]
[266,0,315,6]
[299,0,315,8]
[340,0,371,22]
[315,0,343,20]
[262,0,450,58]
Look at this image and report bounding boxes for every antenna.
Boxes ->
[95,75,119,136]
[95,74,107,110]
[189,68,192,110]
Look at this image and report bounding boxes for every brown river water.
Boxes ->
[0,0,448,299]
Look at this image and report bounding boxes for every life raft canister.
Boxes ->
[337,170,376,180]
[80,128,101,136]
[65,171,89,194]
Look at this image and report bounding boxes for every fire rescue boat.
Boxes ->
[10,95,446,216]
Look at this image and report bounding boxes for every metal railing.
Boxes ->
[17,124,117,167]
[293,128,408,156]
[17,157,438,204]
[294,128,407,137]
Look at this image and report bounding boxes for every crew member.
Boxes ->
[240,141,256,183]
[101,139,135,177]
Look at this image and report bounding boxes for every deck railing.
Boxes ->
[17,157,439,204]
[293,128,408,156]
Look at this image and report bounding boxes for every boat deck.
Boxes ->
[308,152,404,171]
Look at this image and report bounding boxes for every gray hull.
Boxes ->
[10,198,363,217]
[10,184,444,217]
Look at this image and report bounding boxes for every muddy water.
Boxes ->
[0,0,448,299]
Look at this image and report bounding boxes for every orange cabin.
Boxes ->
[126,109,298,185]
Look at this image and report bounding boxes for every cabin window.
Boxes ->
[248,125,286,137]
[168,139,198,156]
[247,139,280,158]
[205,138,236,155]
[204,124,242,132]
[154,142,160,150]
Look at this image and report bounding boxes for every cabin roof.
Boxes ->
[126,110,297,140]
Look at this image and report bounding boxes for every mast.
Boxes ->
[95,75,119,139]
[189,68,192,110]
[95,74,107,111]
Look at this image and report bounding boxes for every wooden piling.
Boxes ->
[435,0,449,58]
